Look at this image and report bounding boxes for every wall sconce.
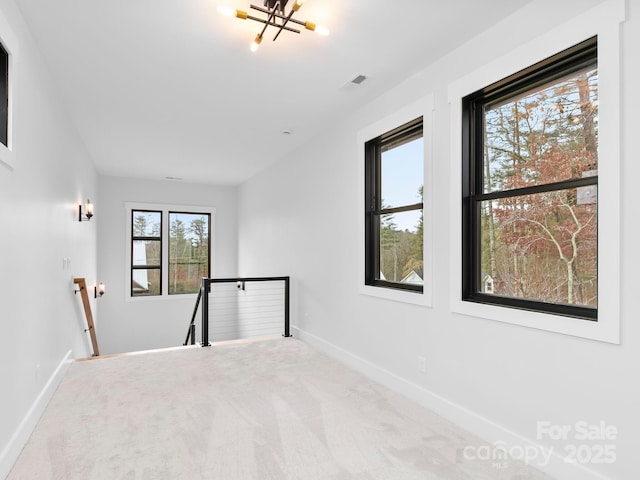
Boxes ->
[74,281,105,298]
[78,199,94,222]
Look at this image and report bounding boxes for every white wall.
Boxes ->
[238,1,639,479]
[0,0,98,476]
[97,176,237,355]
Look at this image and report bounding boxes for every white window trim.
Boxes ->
[357,94,434,307]
[447,0,624,343]
[125,202,216,301]
[0,6,18,170]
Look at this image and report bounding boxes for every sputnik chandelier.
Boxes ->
[218,0,330,52]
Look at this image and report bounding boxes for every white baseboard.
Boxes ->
[0,350,73,480]
[293,327,610,480]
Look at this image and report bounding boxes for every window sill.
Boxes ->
[126,292,200,303]
[451,298,618,344]
[360,284,431,307]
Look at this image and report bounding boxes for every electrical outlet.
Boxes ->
[418,356,427,373]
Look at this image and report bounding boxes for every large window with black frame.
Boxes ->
[365,117,424,292]
[130,209,211,296]
[462,36,598,319]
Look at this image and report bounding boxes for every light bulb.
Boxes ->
[250,34,262,52]
[292,0,304,12]
[95,282,105,298]
[218,5,247,19]
[217,5,235,16]
[315,25,330,36]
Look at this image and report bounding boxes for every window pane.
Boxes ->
[479,187,597,308]
[132,240,160,266]
[169,212,210,295]
[379,209,423,284]
[132,268,161,296]
[381,137,423,209]
[484,66,598,193]
[132,211,161,237]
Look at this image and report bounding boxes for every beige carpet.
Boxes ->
[8,338,552,479]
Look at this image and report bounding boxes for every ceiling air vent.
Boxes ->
[351,74,367,85]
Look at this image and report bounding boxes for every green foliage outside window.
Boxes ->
[169,213,210,294]
[130,209,210,296]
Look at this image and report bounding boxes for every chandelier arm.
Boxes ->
[245,14,300,34]
[249,4,308,28]
[250,4,289,20]
[272,8,296,41]
[284,17,308,28]
[257,4,280,38]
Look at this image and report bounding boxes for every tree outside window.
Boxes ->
[169,212,210,294]
[130,208,211,297]
[365,117,424,292]
[131,210,162,296]
[463,37,598,319]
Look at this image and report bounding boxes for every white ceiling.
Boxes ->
[16,0,531,185]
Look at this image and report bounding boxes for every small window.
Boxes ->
[168,212,210,295]
[131,210,162,296]
[462,37,598,320]
[0,42,8,147]
[0,17,17,170]
[365,117,424,292]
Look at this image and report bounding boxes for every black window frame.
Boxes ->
[0,42,8,147]
[461,36,598,320]
[131,209,163,297]
[168,211,211,295]
[364,116,424,293]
